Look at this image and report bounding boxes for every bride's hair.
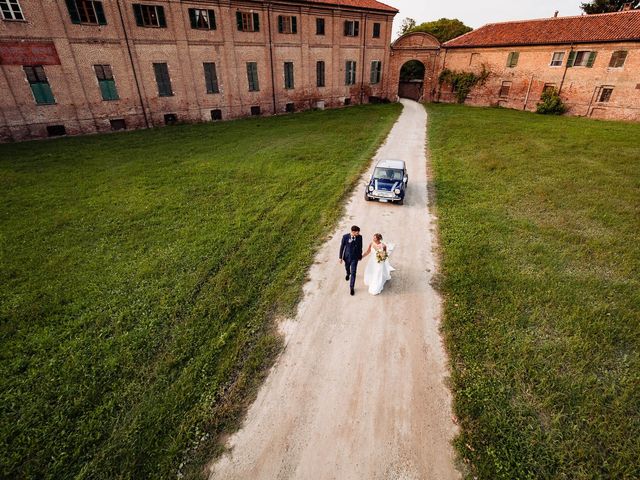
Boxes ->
[374,233,383,241]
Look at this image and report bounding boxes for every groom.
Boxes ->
[339,225,363,296]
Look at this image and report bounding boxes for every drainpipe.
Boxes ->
[359,14,368,104]
[586,85,599,117]
[117,0,149,128]
[523,74,534,110]
[266,3,277,114]
[558,44,573,95]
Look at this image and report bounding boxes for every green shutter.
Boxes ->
[99,79,118,100]
[278,15,283,33]
[344,21,349,36]
[292,16,297,34]
[95,1,107,25]
[253,12,259,31]
[208,10,216,29]
[512,52,519,67]
[133,4,143,26]
[65,0,81,24]
[354,21,359,36]
[370,62,375,84]
[566,51,576,67]
[188,9,197,29]
[31,83,55,105]
[236,11,243,30]
[157,6,166,27]
[586,51,597,68]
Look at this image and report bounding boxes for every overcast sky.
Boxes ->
[390,0,584,39]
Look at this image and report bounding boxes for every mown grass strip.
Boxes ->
[428,104,640,480]
[0,104,402,479]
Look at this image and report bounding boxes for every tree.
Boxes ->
[399,17,416,35]
[580,0,639,14]
[406,18,472,43]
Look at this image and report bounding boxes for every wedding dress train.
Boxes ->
[364,244,395,295]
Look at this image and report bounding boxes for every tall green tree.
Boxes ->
[580,0,639,13]
[407,18,472,43]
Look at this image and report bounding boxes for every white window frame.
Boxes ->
[0,0,25,20]
[550,51,565,67]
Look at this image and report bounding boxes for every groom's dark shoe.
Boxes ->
[350,288,355,296]
[345,274,350,281]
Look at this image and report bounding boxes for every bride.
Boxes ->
[363,233,395,295]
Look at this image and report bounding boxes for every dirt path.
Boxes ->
[209,99,459,480]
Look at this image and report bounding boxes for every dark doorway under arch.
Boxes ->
[399,60,425,101]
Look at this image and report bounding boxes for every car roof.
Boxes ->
[375,159,405,170]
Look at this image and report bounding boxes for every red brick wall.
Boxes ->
[0,0,395,142]
[438,43,640,121]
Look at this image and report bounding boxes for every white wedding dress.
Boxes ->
[364,243,395,295]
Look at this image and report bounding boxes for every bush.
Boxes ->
[439,67,489,104]
[536,88,566,115]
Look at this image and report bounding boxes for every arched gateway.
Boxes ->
[387,32,441,103]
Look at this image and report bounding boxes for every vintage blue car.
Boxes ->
[364,159,408,205]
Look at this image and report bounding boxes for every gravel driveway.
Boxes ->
[209,99,459,480]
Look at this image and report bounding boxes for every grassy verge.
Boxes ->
[428,104,639,479]
[0,103,402,479]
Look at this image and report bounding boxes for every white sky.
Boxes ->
[389,0,584,39]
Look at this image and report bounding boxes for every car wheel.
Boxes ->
[364,191,371,201]
[397,198,404,206]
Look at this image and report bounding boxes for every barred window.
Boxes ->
[0,0,25,20]
[284,62,294,89]
[598,86,614,103]
[247,62,259,91]
[316,61,325,87]
[499,81,512,98]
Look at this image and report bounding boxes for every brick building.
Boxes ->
[437,10,640,121]
[0,0,397,141]
[2,3,640,142]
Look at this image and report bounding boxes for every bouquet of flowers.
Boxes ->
[376,249,388,263]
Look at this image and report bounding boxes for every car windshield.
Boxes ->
[373,167,403,181]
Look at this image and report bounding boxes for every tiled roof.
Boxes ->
[290,0,398,13]
[444,10,640,48]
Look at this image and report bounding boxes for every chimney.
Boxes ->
[621,2,633,10]
[554,10,559,17]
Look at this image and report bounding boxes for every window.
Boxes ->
[316,61,325,87]
[94,64,118,101]
[609,51,628,68]
[499,81,511,98]
[211,109,222,120]
[372,22,381,38]
[24,66,55,105]
[250,105,261,116]
[66,0,106,25]
[316,18,325,35]
[550,51,565,67]
[345,60,356,85]
[153,63,173,96]
[598,86,614,102]
[236,11,259,32]
[344,20,359,37]
[47,125,66,136]
[164,113,177,125]
[110,119,126,130]
[278,15,297,34]
[284,62,294,89]
[541,83,557,98]
[203,62,219,94]
[506,51,519,68]
[286,102,295,113]
[133,4,166,28]
[370,61,382,84]
[567,50,597,68]
[0,0,25,20]
[189,8,215,30]
[247,62,259,91]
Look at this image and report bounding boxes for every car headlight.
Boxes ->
[394,188,401,195]
[368,185,374,192]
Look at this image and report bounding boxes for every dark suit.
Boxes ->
[339,233,363,290]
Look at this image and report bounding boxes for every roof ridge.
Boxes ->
[479,8,640,28]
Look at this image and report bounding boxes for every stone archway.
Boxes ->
[399,60,426,101]
[387,32,441,103]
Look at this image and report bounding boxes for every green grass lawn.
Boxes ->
[428,104,640,479]
[0,104,401,480]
